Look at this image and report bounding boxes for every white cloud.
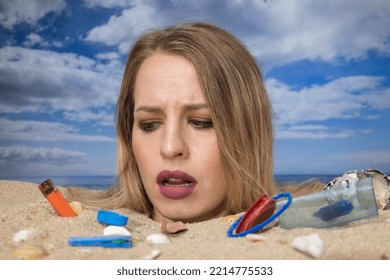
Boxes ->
[0,145,95,177]
[268,75,388,125]
[0,0,66,30]
[85,0,163,54]
[0,145,87,164]
[0,46,122,114]
[268,75,389,139]
[22,33,46,47]
[242,0,390,68]
[63,110,114,126]
[0,118,115,142]
[22,33,64,48]
[96,52,121,60]
[274,149,390,175]
[83,0,390,66]
[84,0,135,8]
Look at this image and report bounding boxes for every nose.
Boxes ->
[160,121,188,160]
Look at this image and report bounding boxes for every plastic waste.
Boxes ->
[276,177,378,229]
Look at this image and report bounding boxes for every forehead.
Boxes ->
[134,53,205,105]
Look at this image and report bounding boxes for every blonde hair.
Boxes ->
[69,22,277,216]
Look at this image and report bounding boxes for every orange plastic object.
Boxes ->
[38,179,77,217]
[235,195,275,234]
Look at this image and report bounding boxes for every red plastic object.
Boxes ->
[235,195,276,234]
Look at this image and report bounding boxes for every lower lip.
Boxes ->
[158,184,197,199]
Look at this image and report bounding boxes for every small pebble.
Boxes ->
[292,233,325,259]
[146,233,171,244]
[103,226,132,236]
[13,229,47,244]
[245,234,267,242]
[144,249,161,260]
[13,244,48,260]
[69,201,84,215]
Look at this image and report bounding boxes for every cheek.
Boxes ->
[131,133,152,176]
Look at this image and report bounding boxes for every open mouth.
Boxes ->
[157,170,197,199]
[162,178,194,187]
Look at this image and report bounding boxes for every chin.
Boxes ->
[155,208,227,223]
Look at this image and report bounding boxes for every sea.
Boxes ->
[1,174,339,190]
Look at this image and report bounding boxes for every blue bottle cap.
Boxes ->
[97,210,129,226]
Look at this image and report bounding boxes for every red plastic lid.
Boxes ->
[235,195,276,234]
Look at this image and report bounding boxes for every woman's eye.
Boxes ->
[139,121,161,132]
[189,119,213,129]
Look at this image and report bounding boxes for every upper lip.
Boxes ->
[157,170,197,185]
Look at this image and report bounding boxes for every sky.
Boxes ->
[0,0,389,178]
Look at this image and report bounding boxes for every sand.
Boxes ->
[1,180,390,260]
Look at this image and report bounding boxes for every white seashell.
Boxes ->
[69,201,84,215]
[103,226,132,236]
[292,233,325,259]
[146,233,171,244]
[13,229,47,244]
[144,249,161,260]
[245,234,267,242]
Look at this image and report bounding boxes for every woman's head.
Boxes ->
[117,22,276,222]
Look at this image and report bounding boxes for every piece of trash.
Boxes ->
[292,233,325,259]
[313,200,354,221]
[277,176,378,229]
[227,192,292,237]
[144,249,161,260]
[97,210,128,226]
[38,179,77,217]
[161,219,188,234]
[146,233,170,244]
[13,244,48,260]
[103,226,132,236]
[68,235,132,248]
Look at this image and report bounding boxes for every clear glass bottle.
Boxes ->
[276,177,378,229]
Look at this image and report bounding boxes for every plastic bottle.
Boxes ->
[275,177,378,229]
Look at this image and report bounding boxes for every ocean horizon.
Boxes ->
[0,174,339,190]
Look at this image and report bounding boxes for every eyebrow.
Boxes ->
[134,103,209,113]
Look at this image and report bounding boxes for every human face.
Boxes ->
[132,53,227,223]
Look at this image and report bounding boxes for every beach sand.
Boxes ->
[1,180,389,260]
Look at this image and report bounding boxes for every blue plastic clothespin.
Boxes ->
[68,235,132,248]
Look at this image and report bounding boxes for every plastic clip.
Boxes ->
[227,192,292,237]
[68,235,132,248]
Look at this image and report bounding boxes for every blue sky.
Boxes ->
[0,0,389,178]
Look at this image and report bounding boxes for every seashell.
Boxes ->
[13,229,47,244]
[221,214,242,224]
[69,201,84,215]
[103,225,132,236]
[13,244,48,259]
[370,172,390,210]
[327,170,390,210]
[292,233,325,259]
[245,234,267,242]
[144,249,161,260]
[146,233,171,244]
[161,220,188,234]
